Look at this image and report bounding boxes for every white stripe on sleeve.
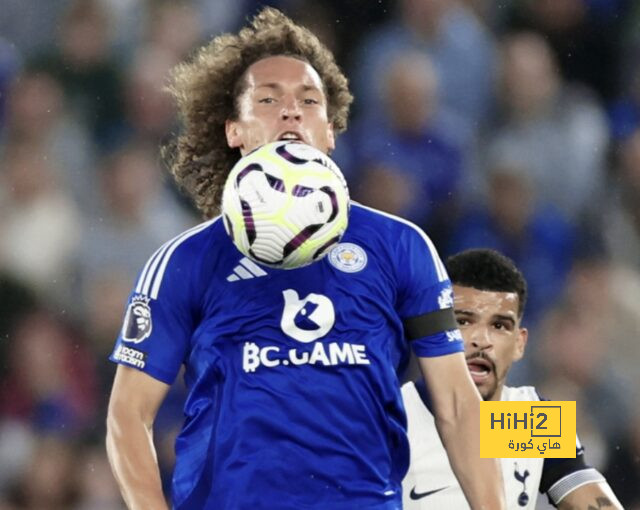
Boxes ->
[149,219,217,299]
[547,468,605,504]
[352,203,448,282]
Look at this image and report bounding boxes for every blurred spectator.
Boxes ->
[447,162,576,338]
[348,52,465,243]
[352,0,496,132]
[31,0,125,149]
[535,296,633,453]
[119,46,180,147]
[503,0,627,101]
[0,311,97,434]
[195,0,252,36]
[6,436,80,510]
[561,250,640,395]
[602,128,640,269]
[0,140,82,303]
[96,0,146,58]
[488,31,609,221]
[0,1,67,58]
[146,0,204,60]
[3,67,95,210]
[531,245,640,473]
[604,400,640,510]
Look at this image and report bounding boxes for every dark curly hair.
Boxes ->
[445,249,528,318]
[164,7,353,218]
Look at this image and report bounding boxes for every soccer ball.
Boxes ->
[221,141,350,269]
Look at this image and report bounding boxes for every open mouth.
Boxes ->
[278,131,305,143]
[466,356,493,382]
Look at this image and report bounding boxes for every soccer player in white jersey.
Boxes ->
[402,248,623,509]
[105,8,505,510]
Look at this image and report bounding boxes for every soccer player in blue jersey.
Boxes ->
[402,249,623,509]
[105,8,505,510]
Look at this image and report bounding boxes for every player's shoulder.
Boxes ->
[133,217,224,300]
[502,385,541,402]
[156,216,225,262]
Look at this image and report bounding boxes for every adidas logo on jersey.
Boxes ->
[227,257,268,282]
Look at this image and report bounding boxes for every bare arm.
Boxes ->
[106,365,172,510]
[419,353,506,510]
[557,481,624,510]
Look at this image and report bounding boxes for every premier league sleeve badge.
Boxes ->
[121,295,153,343]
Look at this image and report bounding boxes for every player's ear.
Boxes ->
[513,327,528,361]
[225,119,243,149]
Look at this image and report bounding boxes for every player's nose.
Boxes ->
[280,95,302,121]
[470,326,493,349]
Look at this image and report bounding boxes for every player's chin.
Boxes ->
[471,373,496,400]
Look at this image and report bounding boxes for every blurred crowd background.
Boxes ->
[1,0,639,508]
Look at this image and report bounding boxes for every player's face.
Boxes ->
[225,56,335,155]
[453,285,527,401]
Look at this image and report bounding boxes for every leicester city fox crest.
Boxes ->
[122,295,153,343]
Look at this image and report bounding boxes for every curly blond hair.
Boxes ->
[165,7,353,218]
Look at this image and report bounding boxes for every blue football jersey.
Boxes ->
[110,202,463,510]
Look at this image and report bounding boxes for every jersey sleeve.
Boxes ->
[109,233,204,385]
[395,224,464,358]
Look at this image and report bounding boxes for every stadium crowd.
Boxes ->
[0,0,639,508]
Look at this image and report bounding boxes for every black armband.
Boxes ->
[403,307,457,341]
[540,454,589,494]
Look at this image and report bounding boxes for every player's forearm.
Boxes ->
[106,406,169,510]
[435,387,506,510]
[557,481,623,510]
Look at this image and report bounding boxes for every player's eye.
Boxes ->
[303,98,319,105]
[258,97,275,104]
[456,317,470,326]
[493,321,512,331]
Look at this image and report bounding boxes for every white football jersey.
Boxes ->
[402,382,603,509]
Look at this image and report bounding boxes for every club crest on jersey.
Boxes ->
[280,289,335,343]
[122,295,152,343]
[438,287,454,309]
[328,243,367,273]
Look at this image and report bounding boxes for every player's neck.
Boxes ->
[487,385,505,402]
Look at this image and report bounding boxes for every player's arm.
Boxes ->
[106,365,171,510]
[556,482,623,509]
[418,353,506,510]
